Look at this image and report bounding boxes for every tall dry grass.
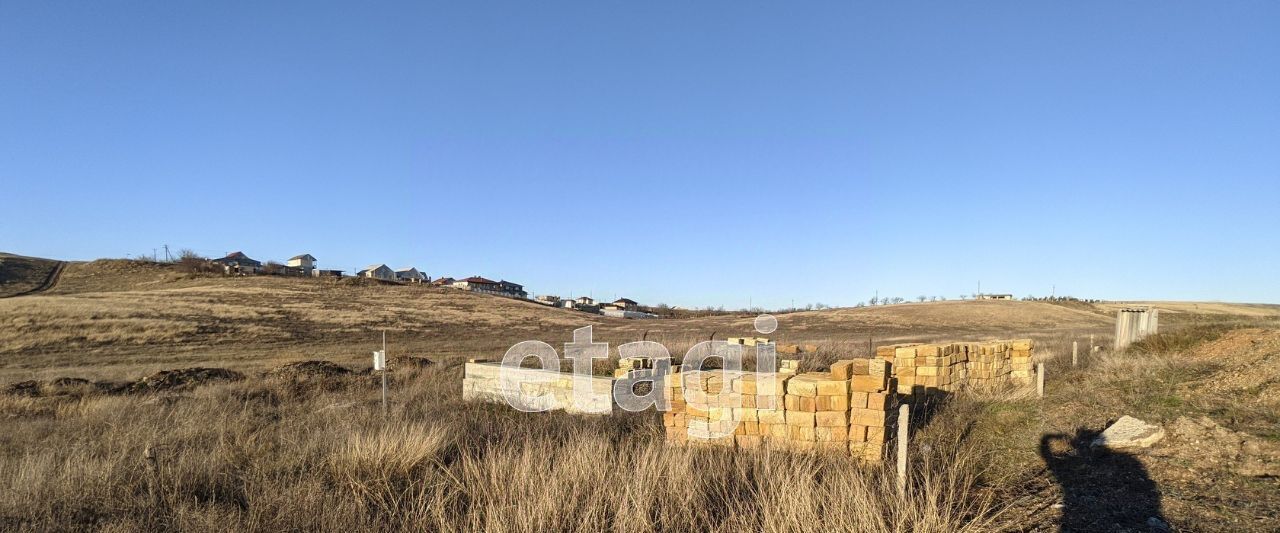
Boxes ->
[0,359,1010,532]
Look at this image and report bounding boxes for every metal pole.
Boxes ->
[896,404,909,498]
[381,330,388,415]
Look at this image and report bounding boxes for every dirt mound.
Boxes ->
[390,356,435,369]
[1181,328,1280,408]
[4,377,119,396]
[268,360,353,380]
[1152,416,1280,478]
[128,367,245,393]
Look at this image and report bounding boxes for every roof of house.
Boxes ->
[395,267,419,273]
[214,251,259,263]
[614,298,638,305]
[359,264,390,273]
[289,254,316,261]
[460,276,498,284]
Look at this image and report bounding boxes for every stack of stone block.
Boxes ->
[782,372,851,452]
[730,372,788,449]
[833,358,898,462]
[875,339,1037,399]
[1008,339,1034,382]
[661,358,899,462]
[964,341,1013,388]
[685,370,737,447]
[614,356,655,378]
[661,365,688,443]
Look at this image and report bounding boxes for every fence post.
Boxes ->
[1072,341,1078,367]
[1036,363,1045,398]
[896,403,909,498]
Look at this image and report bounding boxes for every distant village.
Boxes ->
[205,251,656,319]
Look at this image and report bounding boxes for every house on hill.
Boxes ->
[451,276,528,299]
[395,267,427,283]
[432,277,455,286]
[978,294,1013,301]
[575,296,596,306]
[287,254,317,276]
[452,276,500,295]
[357,264,395,281]
[497,280,528,299]
[611,298,639,310]
[212,252,262,275]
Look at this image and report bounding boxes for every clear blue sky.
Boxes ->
[2,2,1277,308]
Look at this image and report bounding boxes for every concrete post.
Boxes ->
[1072,341,1078,367]
[1036,363,1045,398]
[896,403,909,498]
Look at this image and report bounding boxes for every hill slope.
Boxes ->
[1,255,1274,380]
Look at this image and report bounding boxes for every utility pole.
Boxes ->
[163,245,171,262]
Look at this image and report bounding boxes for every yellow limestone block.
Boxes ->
[816,426,848,442]
[830,359,857,380]
[850,374,888,393]
[757,409,787,424]
[850,408,887,427]
[786,411,816,427]
[731,375,758,394]
[791,425,818,442]
[816,394,849,411]
[815,411,848,427]
[849,391,869,409]
[866,392,892,410]
[786,373,834,397]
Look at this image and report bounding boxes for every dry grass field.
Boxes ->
[2,256,1279,531]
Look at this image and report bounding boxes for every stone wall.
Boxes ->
[462,362,614,415]
[661,338,1036,462]
[875,339,1034,398]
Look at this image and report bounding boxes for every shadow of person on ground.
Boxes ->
[1040,429,1170,532]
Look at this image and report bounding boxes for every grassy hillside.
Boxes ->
[0,253,61,298]
[5,256,1278,382]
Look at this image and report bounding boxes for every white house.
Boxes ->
[211,251,261,275]
[287,254,317,276]
[395,267,426,283]
[357,264,395,281]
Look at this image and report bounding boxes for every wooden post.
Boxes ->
[1036,363,1045,398]
[1072,341,1078,367]
[896,404,909,498]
